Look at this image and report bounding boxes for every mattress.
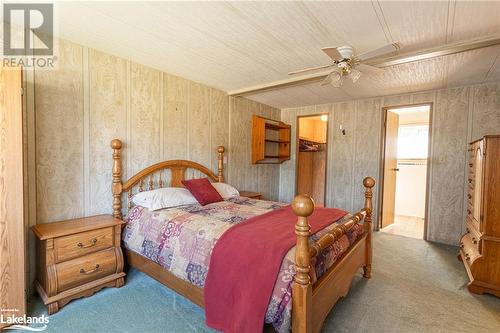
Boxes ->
[123,196,364,332]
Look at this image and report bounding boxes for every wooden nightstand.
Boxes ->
[32,215,125,314]
[239,191,263,200]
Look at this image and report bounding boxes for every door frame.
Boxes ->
[295,113,329,205]
[378,103,433,241]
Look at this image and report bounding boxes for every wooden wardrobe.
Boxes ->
[0,65,26,327]
[459,135,500,297]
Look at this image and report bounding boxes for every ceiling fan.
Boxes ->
[288,43,402,87]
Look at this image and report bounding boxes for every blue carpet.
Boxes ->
[29,233,500,332]
[29,268,216,333]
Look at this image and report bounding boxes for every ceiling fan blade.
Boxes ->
[321,47,342,60]
[356,63,385,75]
[356,42,402,61]
[320,72,334,86]
[288,64,335,75]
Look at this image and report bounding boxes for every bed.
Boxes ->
[110,139,375,333]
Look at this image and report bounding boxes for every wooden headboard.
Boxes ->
[110,139,225,219]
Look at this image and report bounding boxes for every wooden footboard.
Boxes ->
[291,177,375,333]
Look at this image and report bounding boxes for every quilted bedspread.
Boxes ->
[123,197,364,332]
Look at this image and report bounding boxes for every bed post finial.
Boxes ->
[291,194,314,333]
[217,146,225,182]
[111,139,123,219]
[362,176,375,279]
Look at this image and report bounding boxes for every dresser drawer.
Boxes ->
[465,219,481,251]
[54,227,114,262]
[56,248,117,292]
[460,233,481,263]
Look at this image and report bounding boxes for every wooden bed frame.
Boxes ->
[110,139,375,333]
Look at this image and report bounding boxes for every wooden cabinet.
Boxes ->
[252,115,291,164]
[32,215,126,314]
[0,66,26,329]
[459,135,500,297]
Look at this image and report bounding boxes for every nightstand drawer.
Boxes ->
[54,227,114,262]
[56,248,117,292]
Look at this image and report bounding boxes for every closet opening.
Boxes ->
[295,114,328,206]
[380,104,431,239]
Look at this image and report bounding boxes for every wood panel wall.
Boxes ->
[28,38,279,288]
[228,97,281,200]
[33,38,278,225]
[280,82,500,245]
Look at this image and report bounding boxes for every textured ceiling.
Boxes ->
[49,1,500,108]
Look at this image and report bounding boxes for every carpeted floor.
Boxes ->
[29,233,500,332]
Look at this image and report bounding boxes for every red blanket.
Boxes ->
[204,205,347,333]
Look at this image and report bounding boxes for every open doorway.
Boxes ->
[380,104,431,239]
[296,114,328,206]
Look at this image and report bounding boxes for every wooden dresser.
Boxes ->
[459,135,500,297]
[32,215,126,314]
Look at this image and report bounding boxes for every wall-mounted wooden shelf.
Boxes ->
[252,115,291,164]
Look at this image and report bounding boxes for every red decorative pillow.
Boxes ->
[181,178,223,206]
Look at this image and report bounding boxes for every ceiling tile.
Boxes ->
[451,1,500,41]
[378,1,449,51]
[43,1,500,109]
[445,45,500,86]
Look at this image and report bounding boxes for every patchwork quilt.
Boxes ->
[123,197,364,332]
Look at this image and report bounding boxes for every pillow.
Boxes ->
[132,187,197,211]
[211,182,240,199]
[181,178,223,206]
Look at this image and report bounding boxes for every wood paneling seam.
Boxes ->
[351,102,358,211]
[83,47,90,215]
[126,61,131,178]
[462,87,474,235]
[187,83,191,160]
[159,73,164,161]
[24,57,37,295]
[209,88,213,172]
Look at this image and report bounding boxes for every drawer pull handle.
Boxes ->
[77,238,97,248]
[468,178,472,183]
[469,163,473,167]
[80,264,100,275]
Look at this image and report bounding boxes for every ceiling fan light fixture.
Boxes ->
[336,46,354,59]
[331,73,344,88]
[349,68,362,83]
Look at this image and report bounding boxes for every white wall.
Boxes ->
[395,163,427,218]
